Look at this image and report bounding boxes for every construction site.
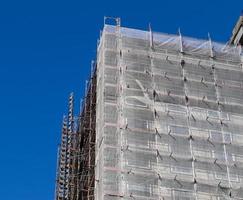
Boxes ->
[55,15,243,200]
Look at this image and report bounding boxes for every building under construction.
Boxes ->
[55,15,243,200]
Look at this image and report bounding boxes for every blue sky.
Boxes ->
[0,0,242,199]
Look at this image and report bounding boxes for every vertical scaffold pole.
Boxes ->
[149,23,154,49]
[208,33,214,58]
[178,28,184,53]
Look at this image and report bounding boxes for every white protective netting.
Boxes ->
[95,24,243,200]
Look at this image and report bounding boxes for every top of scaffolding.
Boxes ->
[103,24,242,63]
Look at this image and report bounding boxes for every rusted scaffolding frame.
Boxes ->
[79,63,97,200]
[55,62,97,200]
[56,93,80,200]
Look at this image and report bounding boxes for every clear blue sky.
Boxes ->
[0,0,242,199]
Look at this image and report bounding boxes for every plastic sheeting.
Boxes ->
[95,24,243,200]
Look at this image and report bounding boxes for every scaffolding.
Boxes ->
[95,19,243,200]
[55,63,97,200]
[79,64,97,200]
[55,93,80,200]
[56,18,243,200]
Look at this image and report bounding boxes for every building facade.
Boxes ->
[55,16,243,200]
